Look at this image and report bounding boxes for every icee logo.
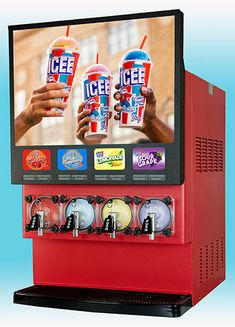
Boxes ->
[120,67,145,86]
[48,56,75,75]
[85,80,110,98]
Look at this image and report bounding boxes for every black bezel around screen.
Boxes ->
[9,9,184,185]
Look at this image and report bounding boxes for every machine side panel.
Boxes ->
[33,239,192,295]
[185,72,225,304]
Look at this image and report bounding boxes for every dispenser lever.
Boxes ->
[25,213,40,232]
[141,213,156,240]
[60,214,75,232]
[101,215,114,233]
[101,213,117,239]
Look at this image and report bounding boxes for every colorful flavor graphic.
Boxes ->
[94,148,125,170]
[58,149,87,170]
[22,150,51,170]
[132,147,165,170]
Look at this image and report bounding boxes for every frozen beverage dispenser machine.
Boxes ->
[9,10,225,317]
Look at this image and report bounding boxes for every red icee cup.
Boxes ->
[119,49,153,128]
[81,64,112,141]
[46,36,80,116]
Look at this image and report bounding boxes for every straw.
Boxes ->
[96,53,99,64]
[66,25,70,37]
[139,35,147,49]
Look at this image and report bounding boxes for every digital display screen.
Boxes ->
[9,10,184,184]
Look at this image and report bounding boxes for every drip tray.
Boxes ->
[14,285,192,317]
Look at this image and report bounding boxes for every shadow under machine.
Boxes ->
[9,10,225,317]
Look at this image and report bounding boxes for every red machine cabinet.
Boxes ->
[14,71,225,317]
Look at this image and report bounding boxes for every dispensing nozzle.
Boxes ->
[72,211,80,238]
[110,212,117,239]
[148,213,156,241]
[37,210,45,237]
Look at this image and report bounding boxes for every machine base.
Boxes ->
[14,285,192,317]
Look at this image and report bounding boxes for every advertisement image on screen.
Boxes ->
[9,10,184,185]
[13,16,175,147]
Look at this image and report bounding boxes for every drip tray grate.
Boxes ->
[14,285,192,317]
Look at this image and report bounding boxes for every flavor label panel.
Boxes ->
[132,147,165,170]
[94,148,125,170]
[57,149,87,170]
[22,149,51,170]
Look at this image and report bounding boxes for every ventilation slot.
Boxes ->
[199,237,224,285]
[195,137,223,173]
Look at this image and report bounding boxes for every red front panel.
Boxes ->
[33,239,192,294]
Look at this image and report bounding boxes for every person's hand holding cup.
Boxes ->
[113,83,157,134]
[76,101,112,145]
